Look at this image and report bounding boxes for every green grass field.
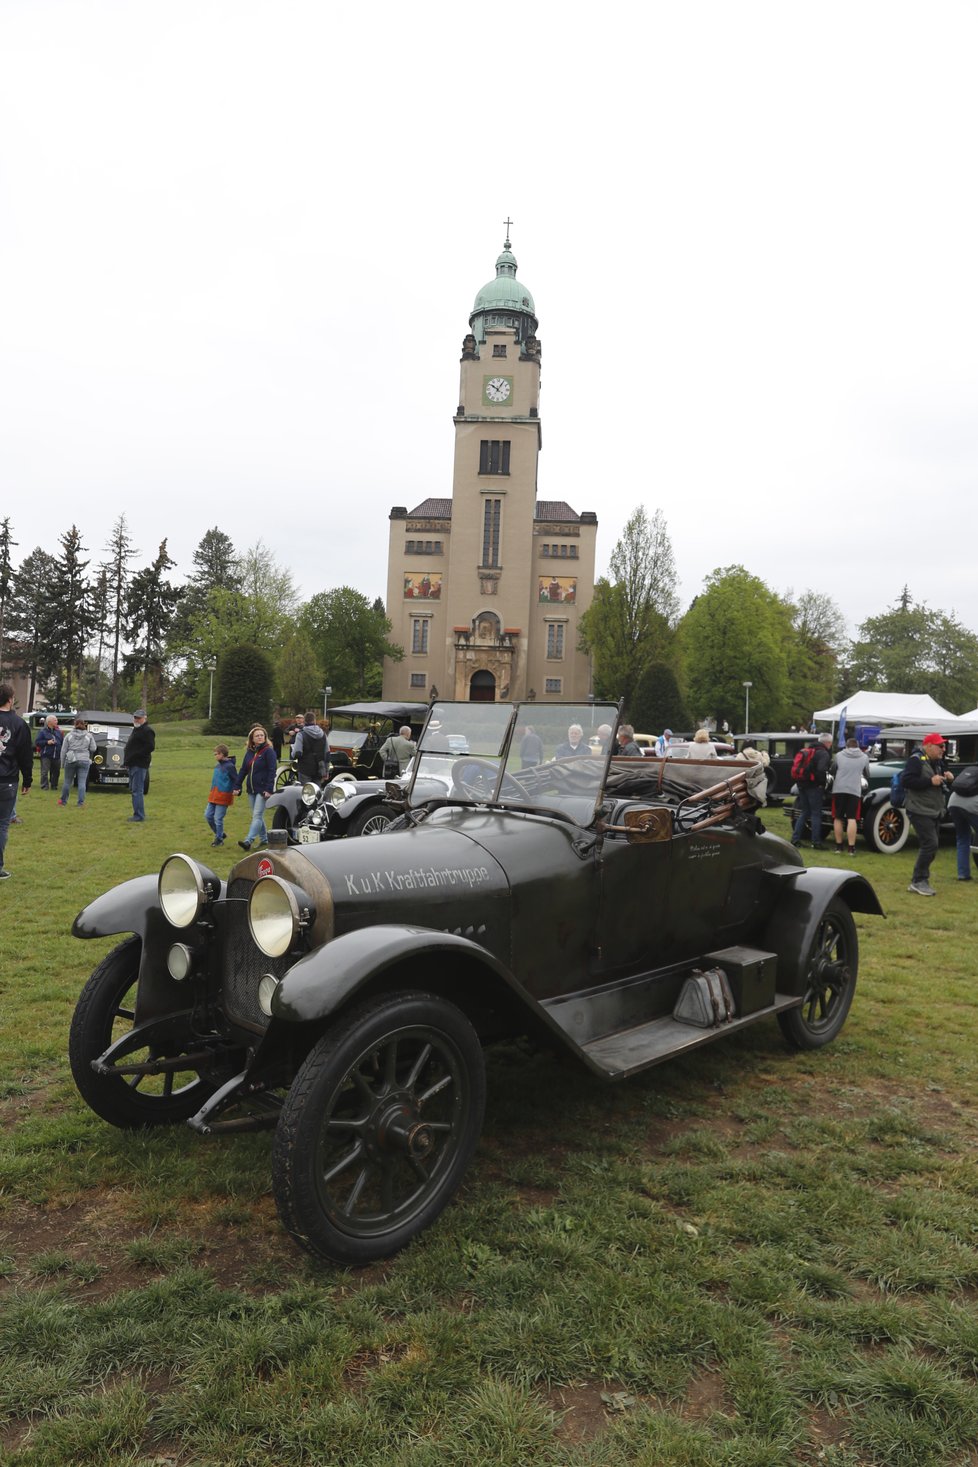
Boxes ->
[2,723,977,1466]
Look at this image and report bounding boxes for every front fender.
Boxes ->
[73,874,161,939]
[270,924,515,1024]
[762,868,883,996]
[265,787,304,819]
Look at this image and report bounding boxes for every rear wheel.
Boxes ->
[272,992,485,1265]
[275,764,297,792]
[69,937,214,1127]
[863,799,910,854]
[778,899,857,1050]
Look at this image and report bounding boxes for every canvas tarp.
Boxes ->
[812,691,958,725]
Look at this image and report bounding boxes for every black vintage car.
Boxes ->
[69,701,882,1266]
[274,702,429,791]
[80,710,137,792]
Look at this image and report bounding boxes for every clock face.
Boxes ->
[484,375,512,404]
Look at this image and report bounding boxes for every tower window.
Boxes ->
[410,673,426,688]
[541,543,549,557]
[546,624,565,659]
[544,677,562,694]
[482,498,501,568]
[492,344,507,358]
[479,440,510,475]
[411,619,429,655]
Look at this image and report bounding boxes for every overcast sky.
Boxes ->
[3,1,977,644]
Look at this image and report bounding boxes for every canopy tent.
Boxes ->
[961,708,978,721]
[812,692,957,725]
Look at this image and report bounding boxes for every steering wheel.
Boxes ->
[450,757,528,802]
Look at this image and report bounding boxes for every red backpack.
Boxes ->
[791,746,817,783]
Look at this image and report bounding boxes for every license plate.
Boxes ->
[296,827,322,843]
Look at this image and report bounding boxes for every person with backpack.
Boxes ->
[903,732,954,896]
[791,732,834,849]
[830,737,871,853]
[291,712,329,786]
[946,763,978,882]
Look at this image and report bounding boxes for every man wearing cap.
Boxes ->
[903,733,953,896]
[125,710,156,823]
[655,728,673,757]
[791,732,834,850]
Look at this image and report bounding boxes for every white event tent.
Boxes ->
[812,692,958,725]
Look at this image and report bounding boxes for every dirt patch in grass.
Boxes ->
[679,1367,730,1421]
[549,1381,617,1443]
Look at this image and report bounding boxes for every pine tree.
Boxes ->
[52,525,91,704]
[0,517,17,680]
[126,540,178,709]
[9,548,60,708]
[102,516,139,709]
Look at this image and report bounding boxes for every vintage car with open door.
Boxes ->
[69,701,882,1266]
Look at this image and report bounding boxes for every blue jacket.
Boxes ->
[35,726,64,758]
[208,754,237,806]
[236,744,276,797]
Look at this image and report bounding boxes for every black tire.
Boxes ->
[345,801,398,838]
[271,804,291,832]
[777,899,858,1050]
[272,992,485,1266]
[69,937,215,1128]
[862,799,910,854]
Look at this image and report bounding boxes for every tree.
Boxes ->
[192,528,240,592]
[578,507,679,707]
[628,661,691,734]
[299,587,403,702]
[125,540,179,708]
[848,588,978,711]
[51,525,91,704]
[209,643,275,736]
[102,516,138,709]
[785,589,848,726]
[0,517,17,680]
[87,568,110,706]
[9,548,59,708]
[679,566,794,730]
[277,632,323,711]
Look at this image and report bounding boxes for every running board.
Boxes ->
[580,994,800,1079]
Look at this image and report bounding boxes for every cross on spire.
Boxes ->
[503,216,513,246]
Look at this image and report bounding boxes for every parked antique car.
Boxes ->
[80,710,138,792]
[267,757,449,841]
[842,721,978,854]
[69,700,882,1266]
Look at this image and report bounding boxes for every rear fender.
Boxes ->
[270,924,517,1025]
[761,868,883,996]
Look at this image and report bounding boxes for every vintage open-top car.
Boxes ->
[70,701,882,1266]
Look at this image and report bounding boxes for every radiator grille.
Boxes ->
[221,881,292,1030]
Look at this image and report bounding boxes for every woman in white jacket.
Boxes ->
[59,719,97,807]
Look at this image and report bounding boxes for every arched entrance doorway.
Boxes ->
[469,670,496,702]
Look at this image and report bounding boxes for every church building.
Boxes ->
[383,232,597,703]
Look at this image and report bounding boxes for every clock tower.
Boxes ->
[384,231,596,702]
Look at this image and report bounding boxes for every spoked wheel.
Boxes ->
[275,764,298,791]
[863,800,910,854]
[272,992,485,1265]
[345,801,398,837]
[778,899,858,1050]
[69,937,215,1127]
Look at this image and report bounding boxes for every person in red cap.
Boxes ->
[902,732,954,895]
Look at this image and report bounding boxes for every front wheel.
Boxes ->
[275,763,298,792]
[69,937,215,1127]
[272,992,485,1266]
[345,801,399,837]
[862,799,910,854]
[778,899,858,1050]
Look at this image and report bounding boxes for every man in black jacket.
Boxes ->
[126,710,155,823]
[791,731,833,849]
[0,683,33,878]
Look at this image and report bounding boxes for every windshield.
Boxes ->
[408,701,620,824]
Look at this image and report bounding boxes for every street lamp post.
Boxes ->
[322,685,332,718]
[207,660,217,722]
[742,681,752,735]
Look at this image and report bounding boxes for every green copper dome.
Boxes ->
[469,233,539,345]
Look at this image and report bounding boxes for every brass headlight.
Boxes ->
[248,876,315,958]
[159,855,219,929]
[94,754,104,765]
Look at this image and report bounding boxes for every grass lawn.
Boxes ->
[2,722,977,1466]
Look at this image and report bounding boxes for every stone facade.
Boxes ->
[383,239,597,703]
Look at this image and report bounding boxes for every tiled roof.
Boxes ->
[535,500,580,522]
[408,498,452,519]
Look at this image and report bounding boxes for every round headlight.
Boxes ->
[258,974,280,1016]
[248,876,315,958]
[327,783,351,807]
[300,782,320,807]
[159,855,217,929]
[94,754,104,765]
[166,943,194,980]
